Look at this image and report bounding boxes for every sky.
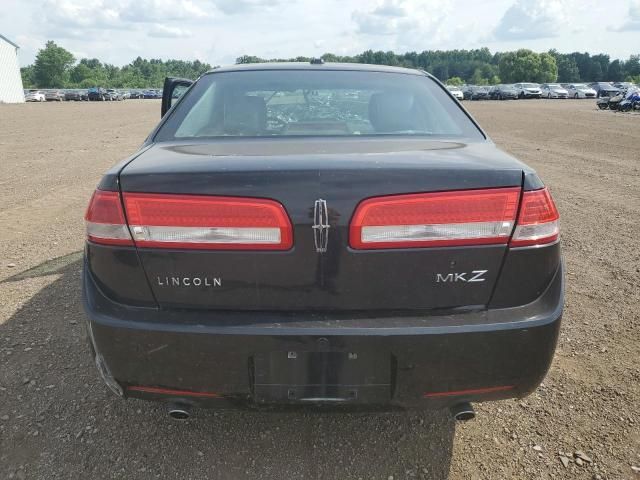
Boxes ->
[2,0,639,67]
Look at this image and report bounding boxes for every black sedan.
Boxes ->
[83,62,563,419]
[488,84,518,100]
[64,90,87,101]
[88,87,107,101]
[589,82,621,98]
[462,85,489,100]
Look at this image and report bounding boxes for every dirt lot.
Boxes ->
[0,99,638,480]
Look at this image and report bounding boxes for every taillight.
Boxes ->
[510,187,559,247]
[85,190,134,246]
[122,193,293,250]
[349,187,521,249]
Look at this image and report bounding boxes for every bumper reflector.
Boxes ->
[127,386,220,398]
[423,385,514,398]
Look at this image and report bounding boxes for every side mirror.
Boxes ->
[161,77,194,118]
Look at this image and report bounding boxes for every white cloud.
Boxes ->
[148,24,193,38]
[493,0,569,40]
[354,1,427,35]
[40,0,213,33]
[41,0,123,30]
[351,0,450,49]
[3,0,639,67]
[608,0,640,31]
[213,0,284,14]
[370,2,407,17]
[121,0,213,23]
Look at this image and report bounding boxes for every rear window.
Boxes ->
[155,69,483,141]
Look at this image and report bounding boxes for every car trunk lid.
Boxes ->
[119,138,525,311]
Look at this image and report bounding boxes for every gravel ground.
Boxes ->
[0,99,638,480]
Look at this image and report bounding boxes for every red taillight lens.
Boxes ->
[85,190,134,246]
[122,193,293,250]
[510,188,559,247]
[349,187,521,249]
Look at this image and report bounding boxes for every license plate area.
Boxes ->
[253,351,392,404]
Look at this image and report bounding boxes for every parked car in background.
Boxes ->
[513,83,542,99]
[88,87,107,101]
[589,82,620,98]
[540,83,569,99]
[105,89,124,101]
[462,85,489,100]
[446,85,464,100]
[129,90,143,99]
[25,90,46,102]
[617,86,640,111]
[488,84,518,100]
[612,82,634,91]
[64,90,84,102]
[45,90,65,101]
[596,90,625,110]
[564,83,597,99]
[143,89,162,99]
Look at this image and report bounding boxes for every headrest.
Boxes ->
[368,92,419,133]
[224,95,267,135]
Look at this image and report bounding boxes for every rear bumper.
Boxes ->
[82,260,563,410]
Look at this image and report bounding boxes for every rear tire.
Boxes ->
[597,103,608,110]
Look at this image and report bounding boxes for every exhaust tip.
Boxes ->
[168,404,191,420]
[451,402,475,421]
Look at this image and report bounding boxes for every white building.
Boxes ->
[0,34,25,103]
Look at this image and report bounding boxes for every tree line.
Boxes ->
[238,49,640,85]
[21,41,213,89]
[21,41,640,89]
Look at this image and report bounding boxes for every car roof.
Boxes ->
[205,62,427,77]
